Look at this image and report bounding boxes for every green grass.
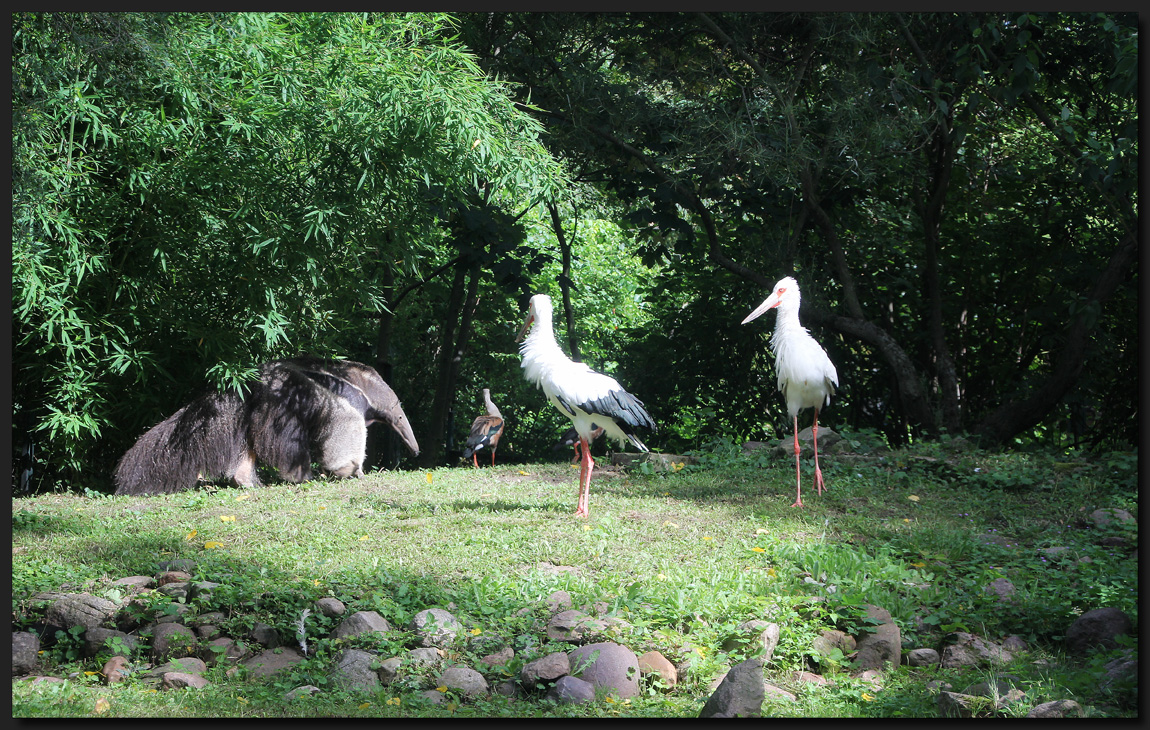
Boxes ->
[10,438,1139,718]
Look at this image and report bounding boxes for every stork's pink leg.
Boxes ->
[813,410,825,495]
[575,436,593,517]
[791,415,804,507]
[491,450,496,467]
[472,453,479,468]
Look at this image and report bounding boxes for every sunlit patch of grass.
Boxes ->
[11,441,1137,718]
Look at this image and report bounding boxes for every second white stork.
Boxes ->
[516,294,656,517]
[742,276,839,507]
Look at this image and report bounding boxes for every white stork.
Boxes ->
[516,294,656,517]
[742,276,839,507]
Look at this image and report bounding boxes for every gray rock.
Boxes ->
[568,642,640,699]
[243,647,304,678]
[546,675,596,704]
[962,674,1021,698]
[939,632,1012,668]
[111,576,155,592]
[545,609,607,642]
[812,629,857,663]
[284,685,322,701]
[161,671,209,690]
[545,590,574,613]
[495,679,519,697]
[314,597,346,618]
[12,631,40,675]
[148,622,197,661]
[937,691,984,718]
[521,651,570,687]
[983,578,1016,601]
[1065,607,1132,655]
[157,559,196,574]
[149,657,207,677]
[722,620,780,661]
[157,571,193,586]
[330,610,391,641]
[406,647,443,670]
[420,689,447,705]
[906,648,939,666]
[763,682,797,702]
[376,656,402,683]
[410,608,463,648]
[46,593,118,630]
[156,582,190,600]
[699,658,764,718]
[1089,508,1135,529]
[853,604,901,670]
[83,627,139,657]
[330,648,380,692]
[1002,635,1028,652]
[1027,700,1084,718]
[480,646,514,668]
[248,621,281,648]
[188,581,219,600]
[200,637,248,666]
[438,666,489,698]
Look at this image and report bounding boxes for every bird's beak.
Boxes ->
[741,294,779,325]
[515,312,535,343]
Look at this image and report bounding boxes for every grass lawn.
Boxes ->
[10,436,1138,718]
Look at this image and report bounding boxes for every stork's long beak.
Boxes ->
[741,294,780,325]
[515,312,535,343]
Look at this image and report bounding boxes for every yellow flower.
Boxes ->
[703,536,713,541]
[911,562,926,568]
[235,494,250,501]
[237,697,248,704]
[903,518,911,523]
[94,698,111,714]
[426,473,434,483]
[220,515,236,522]
[359,535,370,541]
[907,494,920,502]
[518,470,531,476]
[861,692,874,701]
[663,520,680,529]
[751,546,765,553]
[358,702,370,710]
[605,696,616,704]
[185,530,198,541]
[387,697,401,706]
[755,528,769,534]
[313,579,321,587]
[317,505,326,511]
[657,573,668,581]
[203,541,223,549]
[767,568,777,577]
[470,628,482,635]
[436,685,448,693]
[672,462,685,471]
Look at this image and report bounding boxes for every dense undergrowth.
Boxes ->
[11,434,1138,718]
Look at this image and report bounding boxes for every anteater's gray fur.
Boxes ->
[113,358,419,496]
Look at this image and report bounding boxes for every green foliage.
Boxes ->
[12,11,566,488]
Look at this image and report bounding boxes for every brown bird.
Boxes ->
[553,424,605,464]
[461,388,504,467]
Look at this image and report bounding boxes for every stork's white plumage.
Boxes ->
[742,276,839,507]
[517,294,655,517]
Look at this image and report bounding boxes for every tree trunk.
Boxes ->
[973,232,1137,447]
[547,201,582,361]
[370,260,400,470]
[422,264,468,467]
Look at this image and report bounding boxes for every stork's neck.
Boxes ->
[769,298,806,350]
[519,303,569,383]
